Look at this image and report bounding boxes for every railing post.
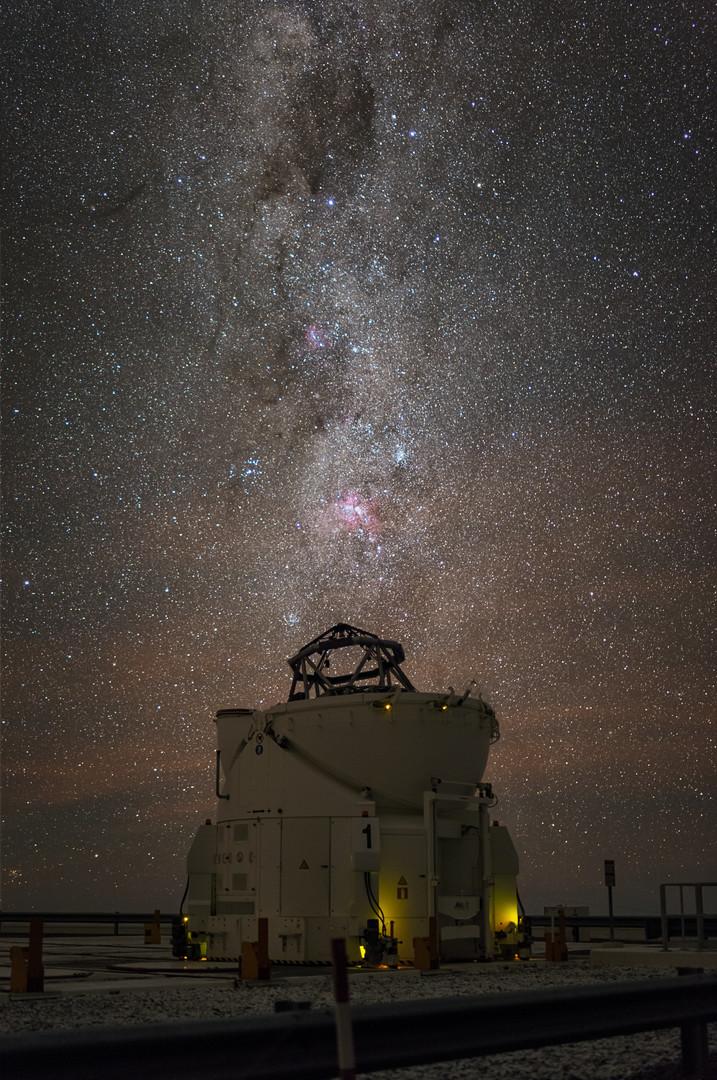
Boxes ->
[660,883,669,951]
[27,918,44,993]
[257,917,270,980]
[678,967,708,1078]
[557,908,568,960]
[695,885,705,952]
[681,1019,709,1079]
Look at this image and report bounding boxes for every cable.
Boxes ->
[366,873,385,923]
[178,876,190,918]
[364,872,387,933]
[364,872,387,934]
[363,873,382,926]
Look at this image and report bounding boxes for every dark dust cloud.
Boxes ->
[1,1,714,912]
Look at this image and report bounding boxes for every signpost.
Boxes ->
[604,860,616,941]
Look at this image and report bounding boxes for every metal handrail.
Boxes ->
[660,881,717,951]
[0,912,177,937]
[0,913,176,922]
[1,974,714,1079]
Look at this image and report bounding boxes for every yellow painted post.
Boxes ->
[331,938,356,1080]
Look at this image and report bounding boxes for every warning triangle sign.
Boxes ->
[299,859,310,870]
[397,875,408,885]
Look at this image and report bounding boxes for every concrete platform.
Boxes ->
[7,930,715,998]
[109,960,238,974]
[591,943,717,969]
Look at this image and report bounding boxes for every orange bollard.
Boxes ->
[544,928,568,962]
[412,937,432,970]
[241,940,260,980]
[10,947,28,993]
[10,919,44,993]
[240,918,270,980]
[144,909,161,945]
[413,919,440,971]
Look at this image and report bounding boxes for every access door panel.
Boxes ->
[281,818,330,916]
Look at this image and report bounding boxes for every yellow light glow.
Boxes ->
[494,899,519,933]
[359,944,366,958]
[383,702,392,712]
[182,916,189,924]
[440,704,448,711]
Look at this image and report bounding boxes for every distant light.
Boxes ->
[359,944,366,959]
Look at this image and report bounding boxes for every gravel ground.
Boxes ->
[1,962,715,1079]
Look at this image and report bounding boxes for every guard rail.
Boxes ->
[0,973,714,1079]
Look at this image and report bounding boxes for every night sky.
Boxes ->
[2,2,714,915]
